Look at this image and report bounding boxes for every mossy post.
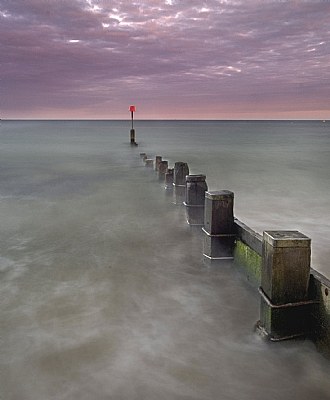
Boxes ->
[184,174,208,226]
[173,162,189,205]
[256,231,316,341]
[202,190,235,265]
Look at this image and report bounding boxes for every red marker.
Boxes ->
[129,105,137,145]
[129,105,136,130]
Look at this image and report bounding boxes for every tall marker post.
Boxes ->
[129,105,137,145]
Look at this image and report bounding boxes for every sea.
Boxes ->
[1,120,330,399]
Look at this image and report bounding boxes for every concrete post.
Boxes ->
[155,156,162,172]
[184,175,208,226]
[173,162,189,205]
[202,190,236,264]
[158,160,168,182]
[256,231,316,341]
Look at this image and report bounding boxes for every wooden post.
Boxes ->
[173,162,189,205]
[165,168,174,191]
[202,190,235,264]
[144,159,154,168]
[184,175,207,226]
[256,230,316,340]
[155,156,162,172]
[158,160,168,181]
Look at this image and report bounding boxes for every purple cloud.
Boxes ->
[1,0,329,118]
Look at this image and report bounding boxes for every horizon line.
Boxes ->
[2,118,328,122]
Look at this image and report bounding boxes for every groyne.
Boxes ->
[138,151,330,359]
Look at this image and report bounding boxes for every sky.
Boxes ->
[1,0,330,120]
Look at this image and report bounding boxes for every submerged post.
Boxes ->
[129,105,137,145]
[202,190,236,265]
[158,160,168,182]
[155,156,162,172]
[145,159,154,168]
[165,168,174,192]
[256,231,316,341]
[173,162,189,205]
[184,175,208,226]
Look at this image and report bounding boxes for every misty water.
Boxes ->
[1,120,330,399]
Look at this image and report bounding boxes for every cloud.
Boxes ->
[1,0,329,118]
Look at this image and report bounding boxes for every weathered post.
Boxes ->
[202,190,236,265]
[129,105,137,146]
[173,162,189,205]
[165,168,174,193]
[256,231,316,341]
[144,159,154,168]
[184,175,208,226]
[155,156,162,172]
[158,160,168,182]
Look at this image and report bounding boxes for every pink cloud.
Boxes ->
[1,0,330,119]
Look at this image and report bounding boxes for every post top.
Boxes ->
[174,161,188,168]
[263,230,311,248]
[205,190,234,200]
[186,174,206,182]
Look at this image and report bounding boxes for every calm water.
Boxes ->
[1,120,330,400]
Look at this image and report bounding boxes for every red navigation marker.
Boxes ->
[129,105,137,145]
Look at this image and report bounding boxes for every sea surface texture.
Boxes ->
[1,120,330,399]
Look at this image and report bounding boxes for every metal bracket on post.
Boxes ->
[256,286,319,341]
